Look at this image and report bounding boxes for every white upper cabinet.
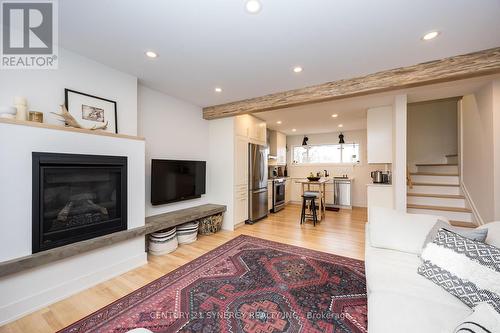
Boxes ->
[235,114,251,137]
[367,106,393,164]
[268,130,287,165]
[235,114,266,145]
[276,132,287,165]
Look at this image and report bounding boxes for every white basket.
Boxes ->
[149,227,178,255]
[176,221,199,244]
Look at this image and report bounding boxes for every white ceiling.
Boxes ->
[258,94,391,135]
[59,1,500,107]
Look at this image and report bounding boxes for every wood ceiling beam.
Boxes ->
[202,47,500,120]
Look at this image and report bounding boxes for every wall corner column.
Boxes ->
[393,94,407,212]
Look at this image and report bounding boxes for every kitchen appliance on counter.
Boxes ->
[370,170,391,184]
[272,178,285,212]
[247,143,268,224]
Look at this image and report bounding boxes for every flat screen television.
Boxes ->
[151,159,206,205]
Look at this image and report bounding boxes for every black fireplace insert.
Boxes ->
[32,152,127,253]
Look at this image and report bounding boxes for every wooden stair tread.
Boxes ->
[410,172,459,176]
[449,220,476,228]
[407,204,471,213]
[415,163,458,166]
[407,193,464,199]
[410,182,460,187]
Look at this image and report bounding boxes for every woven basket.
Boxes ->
[148,227,178,255]
[198,213,224,235]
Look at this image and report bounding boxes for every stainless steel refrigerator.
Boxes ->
[247,143,268,224]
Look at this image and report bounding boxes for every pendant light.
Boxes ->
[338,133,345,144]
[302,136,309,146]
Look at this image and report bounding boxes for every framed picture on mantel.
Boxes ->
[65,89,118,134]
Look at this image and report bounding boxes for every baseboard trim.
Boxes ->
[0,252,147,326]
[234,221,245,229]
[461,183,484,225]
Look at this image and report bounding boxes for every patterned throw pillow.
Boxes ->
[422,220,488,250]
[418,228,500,313]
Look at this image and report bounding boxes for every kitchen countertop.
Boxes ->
[289,177,354,182]
[268,177,290,181]
[366,183,392,187]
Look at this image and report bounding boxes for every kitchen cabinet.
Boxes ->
[367,184,393,220]
[268,130,287,165]
[367,106,393,164]
[290,179,303,203]
[325,182,334,205]
[285,178,291,203]
[234,184,248,225]
[268,180,273,211]
[234,136,249,186]
[234,114,266,146]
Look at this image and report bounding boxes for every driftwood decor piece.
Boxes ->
[52,104,109,130]
[203,47,500,119]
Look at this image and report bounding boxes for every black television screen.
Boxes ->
[151,159,206,205]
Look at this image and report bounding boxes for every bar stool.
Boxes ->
[301,194,318,226]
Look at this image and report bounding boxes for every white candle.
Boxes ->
[14,96,27,106]
[15,105,28,121]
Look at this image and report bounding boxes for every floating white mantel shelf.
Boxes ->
[0,118,145,141]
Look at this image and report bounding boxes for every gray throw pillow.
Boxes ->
[422,220,488,250]
[418,229,500,313]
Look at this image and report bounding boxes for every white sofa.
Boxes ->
[365,207,500,333]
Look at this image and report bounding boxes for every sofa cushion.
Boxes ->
[365,239,470,308]
[419,229,500,313]
[479,221,500,248]
[368,207,447,255]
[368,291,470,333]
[422,220,488,249]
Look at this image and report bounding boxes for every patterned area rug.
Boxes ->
[60,235,367,333]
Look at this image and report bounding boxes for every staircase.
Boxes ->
[407,155,474,226]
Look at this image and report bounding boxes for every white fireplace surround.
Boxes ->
[0,123,147,324]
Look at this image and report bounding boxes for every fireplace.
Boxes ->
[32,152,127,253]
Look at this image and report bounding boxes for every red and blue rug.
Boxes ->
[60,235,367,333]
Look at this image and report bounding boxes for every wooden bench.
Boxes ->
[0,204,226,277]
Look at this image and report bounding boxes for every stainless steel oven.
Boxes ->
[272,178,285,212]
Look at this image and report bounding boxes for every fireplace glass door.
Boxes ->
[33,153,127,253]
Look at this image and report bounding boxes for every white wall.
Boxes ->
[286,130,386,207]
[407,99,458,169]
[0,48,138,136]
[461,81,500,223]
[0,124,146,324]
[137,85,210,217]
[393,95,407,212]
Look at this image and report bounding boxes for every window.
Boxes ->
[292,144,360,164]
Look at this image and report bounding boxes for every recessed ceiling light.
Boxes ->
[338,124,343,128]
[331,114,338,118]
[245,0,261,14]
[145,51,158,58]
[292,128,297,132]
[214,87,222,93]
[422,31,439,41]
[293,66,303,73]
[276,121,282,124]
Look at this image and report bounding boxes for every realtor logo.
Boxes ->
[1,0,58,69]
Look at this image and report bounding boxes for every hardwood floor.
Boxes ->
[0,204,367,333]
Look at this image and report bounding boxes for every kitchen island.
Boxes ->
[295,178,329,221]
